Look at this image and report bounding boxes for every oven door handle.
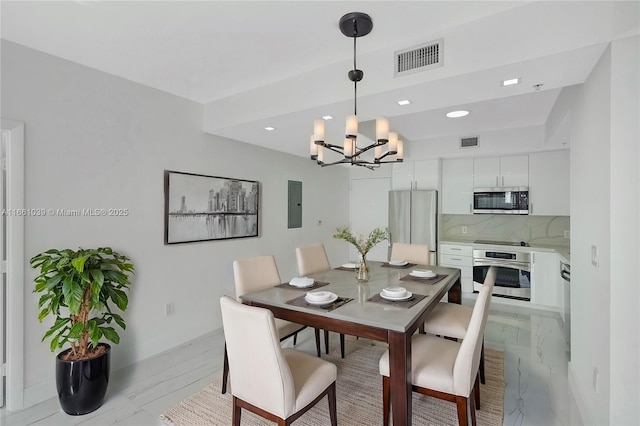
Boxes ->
[473,258,531,272]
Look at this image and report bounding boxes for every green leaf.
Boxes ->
[42,318,70,340]
[90,269,104,289]
[38,308,50,322]
[112,289,128,311]
[110,313,126,330]
[71,256,88,273]
[50,333,60,352]
[62,277,83,315]
[45,274,63,290]
[101,327,120,344]
[88,320,102,347]
[38,293,54,308]
[67,321,84,340]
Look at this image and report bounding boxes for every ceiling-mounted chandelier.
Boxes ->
[310,12,404,170]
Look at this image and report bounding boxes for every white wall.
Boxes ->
[569,42,612,426]
[1,40,350,407]
[407,125,546,160]
[608,35,640,424]
[569,35,640,425]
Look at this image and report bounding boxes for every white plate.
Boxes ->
[341,263,357,269]
[289,277,315,287]
[382,286,407,298]
[389,260,408,266]
[410,269,436,278]
[380,291,413,301]
[305,292,338,306]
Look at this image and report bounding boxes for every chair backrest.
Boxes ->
[220,296,295,418]
[452,266,497,395]
[233,255,281,298]
[390,243,430,265]
[296,243,331,276]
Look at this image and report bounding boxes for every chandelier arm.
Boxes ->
[321,145,346,155]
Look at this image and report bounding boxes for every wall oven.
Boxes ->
[473,187,529,214]
[473,249,531,300]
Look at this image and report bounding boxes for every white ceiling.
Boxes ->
[2,1,638,158]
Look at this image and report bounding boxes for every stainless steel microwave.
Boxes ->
[473,187,529,214]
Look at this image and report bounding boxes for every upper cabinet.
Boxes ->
[442,158,474,214]
[474,155,529,188]
[528,150,570,216]
[391,160,439,190]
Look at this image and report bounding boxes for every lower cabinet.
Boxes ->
[439,244,473,293]
[531,251,564,309]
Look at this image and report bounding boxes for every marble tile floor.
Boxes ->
[1,297,583,426]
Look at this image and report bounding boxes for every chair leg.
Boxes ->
[314,328,321,357]
[382,376,390,426]
[479,341,486,384]
[474,373,481,410]
[328,382,338,426]
[324,330,330,354]
[222,343,229,394]
[470,391,477,426]
[293,331,298,346]
[455,396,468,426]
[340,333,345,358]
[232,396,242,426]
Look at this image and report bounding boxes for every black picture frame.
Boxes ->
[164,170,260,244]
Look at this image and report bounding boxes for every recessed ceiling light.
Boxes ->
[502,78,520,86]
[322,115,334,120]
[264,126,275,131]
[446,110,469,118]
[397,99,411,106]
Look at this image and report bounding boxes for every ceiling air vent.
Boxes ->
[460,136,479,148]
[394,38,443,77]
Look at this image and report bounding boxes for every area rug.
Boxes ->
[160,341,504,425]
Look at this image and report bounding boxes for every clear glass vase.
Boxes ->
[356,253,370,283]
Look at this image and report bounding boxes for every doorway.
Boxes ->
[0,119,24,411]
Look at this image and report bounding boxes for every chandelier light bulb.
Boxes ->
[346,115,358,138]
[344,138,354,158]
[376,117,389,142]
[388,132,398,154]
[397,140,404,160]
[314,119,325,142]
[310,135,318,159]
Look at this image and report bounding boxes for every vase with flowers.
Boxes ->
[333,227,387,282]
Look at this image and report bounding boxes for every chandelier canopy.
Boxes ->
[310,12,404,170]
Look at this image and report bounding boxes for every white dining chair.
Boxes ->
[295,244,346,358]
[422,266,497,385]
[389,243,430,265]
[221,255,321,394]
[378,281,494,426]
[220,296,338,426]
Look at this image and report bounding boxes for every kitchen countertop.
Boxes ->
[440,239,570,263]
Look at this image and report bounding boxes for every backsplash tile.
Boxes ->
[441,215,570,247]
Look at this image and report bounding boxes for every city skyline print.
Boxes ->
[164,170,259,244]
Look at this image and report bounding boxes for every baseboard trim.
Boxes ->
[23,380,56,409]
[568,361,595,425]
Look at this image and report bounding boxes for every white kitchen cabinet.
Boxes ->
[474,155,528,188]
[530,251,564,309]
[391,160,439,190]
[442,158,473,214]
[528,150,570,216]
[440,244,474,292]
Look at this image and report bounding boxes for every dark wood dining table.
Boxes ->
[240,261,461,426]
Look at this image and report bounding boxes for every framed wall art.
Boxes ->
[164,170,259,244]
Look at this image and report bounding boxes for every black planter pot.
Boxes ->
[56,343,111,415]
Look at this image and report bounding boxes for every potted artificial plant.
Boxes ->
[31,247,134,415]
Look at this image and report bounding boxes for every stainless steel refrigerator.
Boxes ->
[388,190,438,264]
